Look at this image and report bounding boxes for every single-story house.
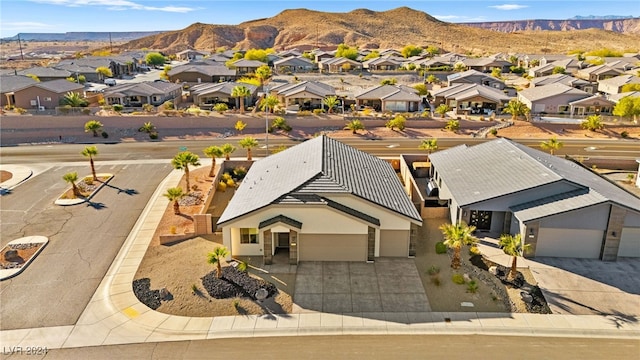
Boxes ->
[216,135,422,264]
[273,56,315,74]
[517,83,606,115]
[461,57,512,73]
[567,94,615,116]
[229,59,267,75]
[268,81,335,111]
[167,64,237,83]
[0,75,39,108]
[530,74,594,93]
[363,57,402,71]
[16,67,72,82]
[6,79,84,110]
[189,81,258,108]
[354,84,422,112]
[447,69,506,90]
[430,83,511,115]
[318,57,362,73]
[597,75,640,95]
[103,82,182,107]
[606,91,640,104]
[527,58,583,77]
[429,138,640,260]
[576,65,624,82]
[176,49,210,61]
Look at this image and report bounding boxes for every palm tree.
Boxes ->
[81,145,98,181]
[62,92,87,107]
[581,114,604,132]
[234,120,247,134]
[207,246,230,278]
[239,137,259,161]
[503,99,530,121]
[203,145,224,177]
[435,104,450,118]
[344,119,365,134]
[499,234,531,279]
[231,85,252,114]
[540,137,563,155]
[322,96,339,114]
[260,94,280,113]
[419,138,438,158]
[439,222,477,269]
[139,121,155,134]
[221,143,237,161]
[171,151,201,193]
[62,171,80,198]
[254,65,272,86]
[84,120,103,137]
[163,187,184,215]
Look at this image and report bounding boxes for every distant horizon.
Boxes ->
[1,1,638,38]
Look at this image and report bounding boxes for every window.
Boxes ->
[240,228,258,244]
[44,97,52,102]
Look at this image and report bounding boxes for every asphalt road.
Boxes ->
[4,335,638,359]
[0,138,638,164]
[0,162,172,330]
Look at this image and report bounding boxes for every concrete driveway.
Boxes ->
[293,259,430,314]
[529,257,640,317]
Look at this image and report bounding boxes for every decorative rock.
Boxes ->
[461,302,474,307]
[4,249,19,261]
[255,288,268,301]
[463,273,472,282]
[520,291,533,304]
[488,266,497,275]
[159,287,170,300]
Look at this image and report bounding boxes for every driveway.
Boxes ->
[529,257,640,317]
[293,259,430,314]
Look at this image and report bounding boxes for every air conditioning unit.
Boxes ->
[39,106,45,111]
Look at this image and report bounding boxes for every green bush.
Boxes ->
[149,132,159,140]
[466,280,479,293]
[490,128,498,136]
[297,110,312,116]
[233,166,247,179]
[621,131,629,138]
[213,103,228,113]
[101,131,109,138]
[452,273,465,285]
[427,265,440,275]
[431,275,441,286]
[82,108,91,115]
[435,241,447,254]
[313,108,324,114]
[113,104,123,112]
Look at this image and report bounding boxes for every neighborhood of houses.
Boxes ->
[2,46,640,264]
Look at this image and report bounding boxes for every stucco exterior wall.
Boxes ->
[539,203,610,230]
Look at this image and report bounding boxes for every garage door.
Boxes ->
[618,228,640,258]
[299,234,367,261]
[379,230,409,257]
[536,228,603,259]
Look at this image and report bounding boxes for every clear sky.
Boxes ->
[1,0,639,38]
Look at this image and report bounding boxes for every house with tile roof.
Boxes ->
[362,57,403,71]
[354,84,422,112]
[16,67,73,82]
[529,74,593,93]
[167,64,237,83]
[318,57,362,73]
[5,78,84,110]
[447,69,506,90]
[0,75,39,108]
[597,75,640,95]
[576,64,624,82]
[217,135,422,264]
[430,83,511,115]
[273,56,315,74]
[460,57,512,73]
[175,49,210,61]
[268,81,335,111]
[428,138,640,260]
[229,59,267,75]
[517,83,607,115]
[102,81,182,107]
[189,82,258,109]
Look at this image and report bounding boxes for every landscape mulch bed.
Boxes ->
[201,266,278,300]
[0,243,43,269]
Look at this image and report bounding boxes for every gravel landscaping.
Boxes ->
[201,266,278,300]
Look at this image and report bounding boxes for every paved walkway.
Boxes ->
[1,164,639,351]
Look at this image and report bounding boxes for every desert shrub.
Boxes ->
[170,226,177,234]
[427,265,440,275]
[621,131,629,138]
[101,131,109,138]
[297,110,312,116]
[490,128,498,136]
[113,104,123,112]
[313,108,324,114]
[130,111,145,115]
[191,283,198,293]
[444,119,460,132]
[235,260,248,272]
[162,101,174,110]
[213,103,228,113]
[226,178,235,187]
[452,273,466,285]
[15,107,27,114]
[469,246,481,256]
[217,181,227,191]
[222,173,232,181]
[466,280,479,293]
[233,166,247,179]
[431,276,441,286]
[192,184,199,191]
[435,241,447,254]
[149,132,159,139]
[271,117,292,132]
[82,108,91,115]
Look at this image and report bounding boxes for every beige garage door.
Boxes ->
[536,228,603,259]
[379,230,409,257]
[618,227,640,258]
[299,234,367,261]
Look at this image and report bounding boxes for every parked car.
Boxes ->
[104,79,116,86]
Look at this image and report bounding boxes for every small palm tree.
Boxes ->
[581,114,604,132]
[207,246,230,278]
[444,119,460,132]
[163,187,184,215]
[435,104,450,118]
[139,121,155,133]
[231,85,252,114]
[62,92,87,107]
[419,138,438,158]
[81,145,98,181]
[203,145,224,177]
[540,137,563,155]
[260,94,280,113]
[344,119,365,134]
[239,137,259,161]
[171,151,201,193]
[499,234,531,279]
[503,99,530,121]
[439,222,477,269]
[62,171,80,198]
[254,65,272,86]
[84,120,103,137]
[221,143,237,160]
[322,96,339,114]
[234,120,247,134]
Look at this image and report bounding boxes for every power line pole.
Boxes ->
[109,32,113,53]
[17,34,25,60]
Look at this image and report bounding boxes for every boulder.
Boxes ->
[4,249,19,261]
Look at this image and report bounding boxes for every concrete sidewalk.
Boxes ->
[1,165,639,351]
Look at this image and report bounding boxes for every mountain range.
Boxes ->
[1,31,164,42]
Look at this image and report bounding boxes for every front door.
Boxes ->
[277,232,289,248]
[470,210,492,230]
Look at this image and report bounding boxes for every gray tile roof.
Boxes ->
[258,214,303,229]
[103,81,181,97]
[0,75,38,92]
[167,64,236,77]
[232,59,266,67]
[597,75,640,87]
[518,83,588,102]
[35,79,84,93]
[531,74,589,87]
[511,188,606,222]
[17,67,72,78]
[190,81,257,97]
[218,135,421,225]
[430,138,640,217]
[274,81,335,97]
[431,83,511,103]
[275,194,380,226]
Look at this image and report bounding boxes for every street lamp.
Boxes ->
[265,105,269,157]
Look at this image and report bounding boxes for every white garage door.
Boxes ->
[618,227,640,258]
[299,234,367,261]
[536,228,603,259]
